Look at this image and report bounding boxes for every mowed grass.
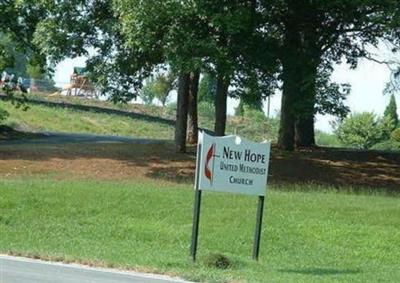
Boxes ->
[0,100,174,139]
[1,179,399,282]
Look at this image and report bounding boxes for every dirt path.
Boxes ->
[0,131,169,145]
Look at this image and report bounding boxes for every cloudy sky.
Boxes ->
[54,50,398,133]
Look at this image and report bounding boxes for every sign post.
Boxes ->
[253,195,265,260]
[190,189,202,261]
[191,131,271,261]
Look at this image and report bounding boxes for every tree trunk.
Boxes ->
[278,78,296,151]
[214,72,230,136]
[294,74,317,148]
[277,14,302,151]
[187,71,200,144]
[295,114,315,147]
[175,73,191,153]
[294,45,319,148]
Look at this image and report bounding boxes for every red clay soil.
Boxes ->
[0,143,399,193]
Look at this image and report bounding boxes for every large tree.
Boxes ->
[267,0,400,150]
[116,0,279,139]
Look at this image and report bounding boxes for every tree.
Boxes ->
[334,112,393,149]
[232,68,277,116]
[198,73,217,104]
[187,71,200,144]
[0,1,50,123]
[295,66,351,147]
[139,79,156,105]
[175,74,190,152]
[152,72,176,106]
[268,0,400,150]
[32,0,189,150]
[139,72,176,106]
[0,34,29,77]
[384,94,399,129]
[115,0,279,140]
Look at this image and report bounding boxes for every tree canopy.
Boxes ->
[3,0,400,151]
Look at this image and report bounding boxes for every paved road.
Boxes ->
[0,132,170,145]
[0,255,188,283]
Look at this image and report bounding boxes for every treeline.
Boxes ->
[1,1,400,152]
[334,94,400,150]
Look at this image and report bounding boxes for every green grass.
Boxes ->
[0,100,174,139]
[1,178,399,282]
[0,95,279,142]
[315,131,342,148]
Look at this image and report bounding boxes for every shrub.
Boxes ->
[0,107,9,124]
[391,128,400,142]
[203,253,231,269]
[334,112,393,149]
[371,140,400,151]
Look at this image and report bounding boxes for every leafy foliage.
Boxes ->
[150,72,176,106]
[334,112,393,149]
[315,67,351,119]
[273,0,400,149]
[371,140,400,151]
[391,128,400,142]
[139,80,156,106]
[198,73,217,104]
[0,107,9,123]
[384,94,399,129]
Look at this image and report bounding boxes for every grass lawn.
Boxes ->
[0,93,279,142]
[0,100,174,139]
[1,178,399,282]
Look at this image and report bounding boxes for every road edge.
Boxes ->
[0,254,191,283]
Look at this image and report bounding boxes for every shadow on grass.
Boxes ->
[279,267,361,276]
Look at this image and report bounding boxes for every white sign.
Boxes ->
[195,131,271,196]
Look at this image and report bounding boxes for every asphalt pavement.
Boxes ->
[0,132,170,145]
[0,255,188,283]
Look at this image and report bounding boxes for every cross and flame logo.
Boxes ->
[204,143,216,184]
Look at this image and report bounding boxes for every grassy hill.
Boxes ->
[0,94,174,139]
[0,93,279,142]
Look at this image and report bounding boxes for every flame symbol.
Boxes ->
[205,143,215,183]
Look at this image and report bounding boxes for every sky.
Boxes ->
[54,52,398,133]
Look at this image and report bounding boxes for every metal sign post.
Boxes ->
[252,195,265,260]
[190,140,202,262]
[190,189,202,261]
[190,131,271,262]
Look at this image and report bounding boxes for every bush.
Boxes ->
[371,140,400,151]
[0,106,9,124]
[203,253,231,269]
[391,128,400,142]
[334,112,393,149]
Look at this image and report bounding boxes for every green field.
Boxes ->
[1,178,399,283]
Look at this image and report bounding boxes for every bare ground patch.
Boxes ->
[0,143,399,192]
